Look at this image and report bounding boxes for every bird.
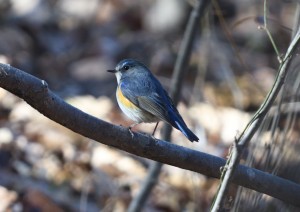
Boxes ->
[107,59,199,142]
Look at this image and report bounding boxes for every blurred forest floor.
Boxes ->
[0,0,296,211]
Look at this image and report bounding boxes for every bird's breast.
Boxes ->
[116,86,137,109]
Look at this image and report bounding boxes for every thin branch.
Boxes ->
[127,160,163,212]
[292,2,300,39]
[262,0,282,62]
[210,3,300,211]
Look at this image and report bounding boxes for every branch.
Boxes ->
[0,64,300,206]
[211,2,300,210]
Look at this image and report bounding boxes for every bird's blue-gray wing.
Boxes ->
[119,78,170,123]
[137,94,169,123]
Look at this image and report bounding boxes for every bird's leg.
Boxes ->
[128,123,139,138]
[151,122,159,139]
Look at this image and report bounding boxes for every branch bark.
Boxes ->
[0,64,300,206]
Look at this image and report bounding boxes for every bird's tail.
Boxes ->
[166,102,199,142]
[174,120,199,142]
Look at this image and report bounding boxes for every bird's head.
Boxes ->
[107,59,149,83]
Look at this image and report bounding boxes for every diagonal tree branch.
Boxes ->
[0,63,300,206]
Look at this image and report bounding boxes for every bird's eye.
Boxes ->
[123,65,129,70]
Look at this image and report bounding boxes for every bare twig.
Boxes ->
[292,2,300,39]
[126,159,163,212]
[211,3,300,211]
[127,1,210,211]
[261,0,282,62]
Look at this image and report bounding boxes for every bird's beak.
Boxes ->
[107,69,117,73]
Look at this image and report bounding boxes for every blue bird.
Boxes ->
[108,59,199,142]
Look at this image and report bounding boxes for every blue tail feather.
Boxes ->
[175,120,199,142]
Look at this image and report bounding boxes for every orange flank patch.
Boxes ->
[117,86,138,109]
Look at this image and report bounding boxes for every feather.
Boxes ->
[137,95,169,123]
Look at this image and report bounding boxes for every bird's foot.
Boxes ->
[128,123,140,139]
[128,126,135,139]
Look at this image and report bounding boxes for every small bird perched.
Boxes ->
[108,59,199,142]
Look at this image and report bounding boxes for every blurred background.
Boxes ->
[0,0,299,211]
